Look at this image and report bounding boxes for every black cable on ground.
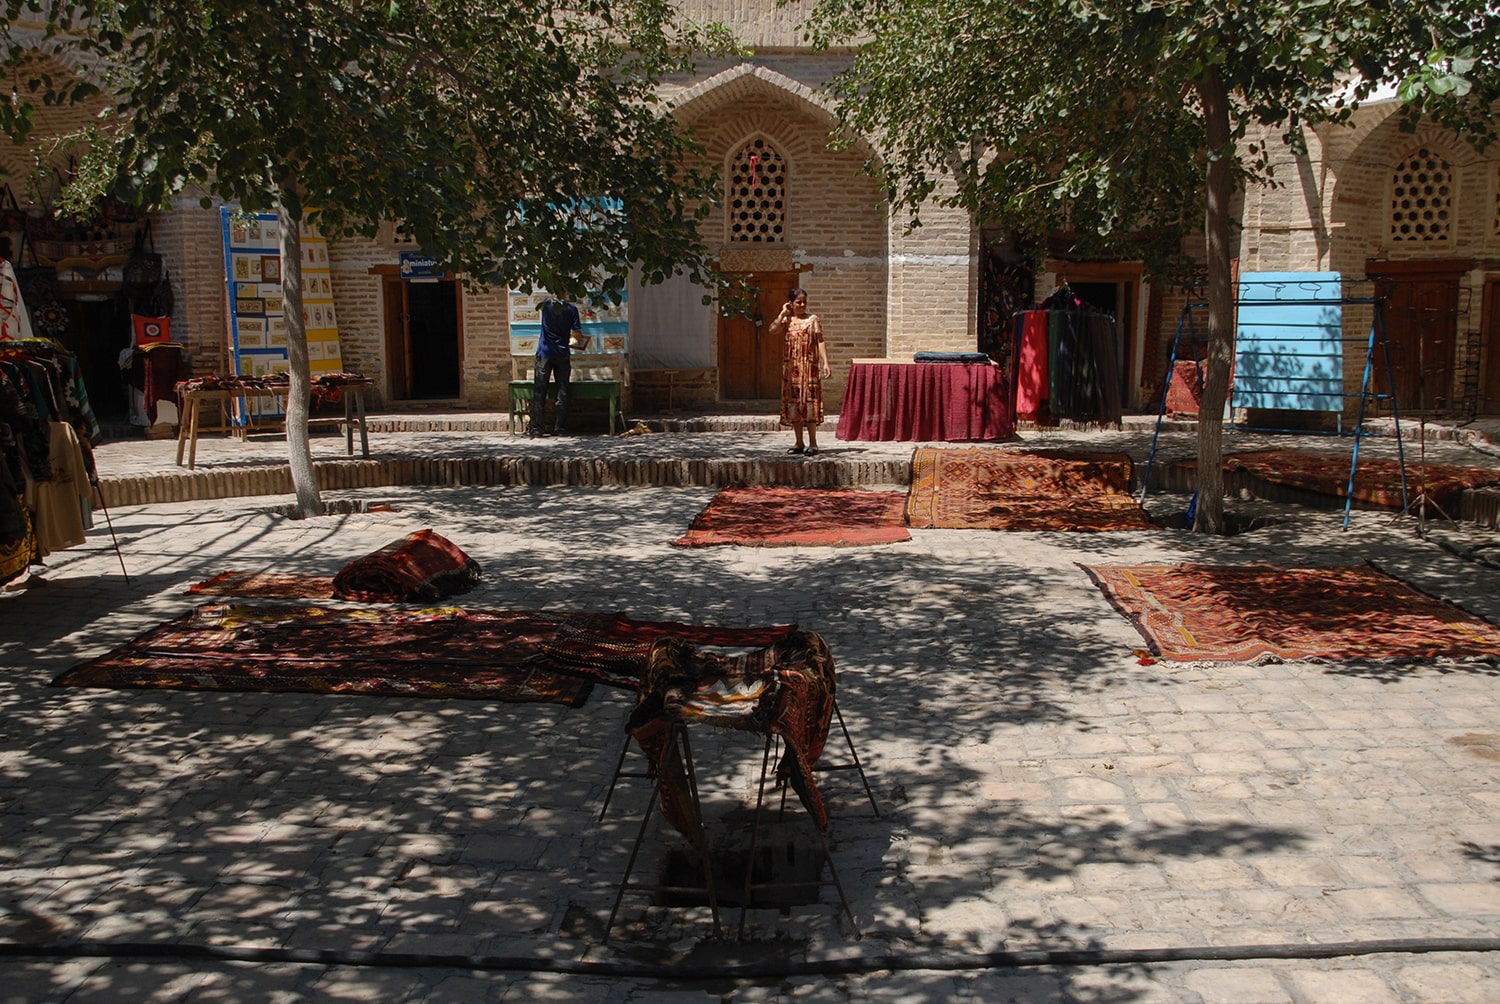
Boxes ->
[2,937,1500,979]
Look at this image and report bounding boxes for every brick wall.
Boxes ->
[676,69,890,410]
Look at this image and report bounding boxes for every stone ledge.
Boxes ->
[96,456,913,507]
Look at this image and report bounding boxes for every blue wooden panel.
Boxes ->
[1234,271,1343,412]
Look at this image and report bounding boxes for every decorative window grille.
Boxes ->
[728,138,786,243]
[1390,147,1453,242]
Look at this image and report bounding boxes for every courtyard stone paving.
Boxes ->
[1,416,1498,1001]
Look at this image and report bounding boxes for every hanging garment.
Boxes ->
[0,261,35,342]
[26,420,92,556]
[0,452,36,585]
[1014,310,1050,419]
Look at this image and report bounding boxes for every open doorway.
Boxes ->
[382,276,463,401]
[1054,262,1144,408]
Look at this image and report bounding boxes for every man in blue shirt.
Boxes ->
[531,292,583,436]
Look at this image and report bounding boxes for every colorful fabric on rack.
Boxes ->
[906,447,1154,531]
[1013,303,1121,425]
[331,529,482,602]
[1014,311,1050,419]
[673,487,911,548]
[626,630,838,844]
[540,613,800,689]
[1083,562,1500,664]
[0,458,35,585]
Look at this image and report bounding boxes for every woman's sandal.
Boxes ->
[805,447,819,456]
[787,445,805,455]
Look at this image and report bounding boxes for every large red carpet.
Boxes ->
[673,486,911,547]
[905,448,1155,531]
[52,605,803,704]
[1083,563,1500,664]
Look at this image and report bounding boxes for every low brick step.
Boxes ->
[96,454,912,507]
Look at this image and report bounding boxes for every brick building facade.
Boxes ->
[6,9,1500,422]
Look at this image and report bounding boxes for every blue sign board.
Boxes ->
[1234,271,1345,413]
[399,251,445,280]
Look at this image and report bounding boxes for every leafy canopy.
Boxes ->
[2,0,736,299]
[804,0,1500,267]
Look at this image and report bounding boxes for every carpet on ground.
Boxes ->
[673,486,911,547]
[1177,450,1500,510]
[189,571,337,599]
[186,528,481,601]
[905,447,1155,531]
[1082,562,1500,664]
[52,604,806,705]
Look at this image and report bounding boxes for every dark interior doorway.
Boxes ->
[384,277,463,401]
[57,296,132,422]
[407,281,461,399]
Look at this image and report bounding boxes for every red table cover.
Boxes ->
[836,361,1014,442]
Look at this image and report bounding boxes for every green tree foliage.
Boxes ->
[805,0,1500,532]
[3,0,728,514]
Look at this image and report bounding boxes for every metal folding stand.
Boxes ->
[600,699,876,942]
[598,698,878,826]
[736,730,861,940]
[603,719,720,942]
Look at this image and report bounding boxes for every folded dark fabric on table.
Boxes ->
[912,352,993,364]
[332,529,482,602]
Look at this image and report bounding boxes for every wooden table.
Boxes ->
[835,358,1014,442]
[176,381,371,469]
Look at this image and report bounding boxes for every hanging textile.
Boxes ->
[1011,291,1124,425]
[0,260,35,342]
[0,339,102,582]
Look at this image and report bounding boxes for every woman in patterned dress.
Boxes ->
[769,288,830,455]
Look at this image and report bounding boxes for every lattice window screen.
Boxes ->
[728,138,786,243]
[1390,147,1453,242]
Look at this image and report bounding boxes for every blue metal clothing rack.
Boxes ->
[1142,283,1409,529]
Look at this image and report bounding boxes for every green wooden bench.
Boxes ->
[509,354,627,435]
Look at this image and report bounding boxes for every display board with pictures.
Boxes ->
[221,208,345,415]
[508,288,628,358]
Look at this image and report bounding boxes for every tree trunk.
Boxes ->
[277,205,324,518]
[1193,68,1235,535]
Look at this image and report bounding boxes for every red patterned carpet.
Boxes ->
[52,605,805,705]
[54,604,595,705]
[673,486,911,547]
[1177,450,1500,510]
[905,448,1155,531]
[1083,563,1500,664]
[189,571,337,599]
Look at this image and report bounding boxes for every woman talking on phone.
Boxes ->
[768,287,831,455]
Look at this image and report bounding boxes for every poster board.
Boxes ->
[222,208,344,387]
[508,288,628,357]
